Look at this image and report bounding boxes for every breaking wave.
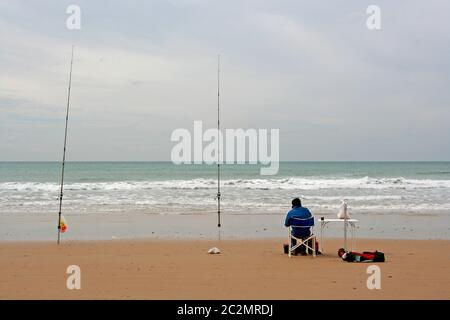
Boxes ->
[1,176,450,192]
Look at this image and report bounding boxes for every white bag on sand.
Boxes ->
[337,200,351,219]
[208,247,221,254]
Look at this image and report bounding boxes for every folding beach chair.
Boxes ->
[288,216,316,258]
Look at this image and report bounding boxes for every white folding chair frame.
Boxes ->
[288,226,316,258]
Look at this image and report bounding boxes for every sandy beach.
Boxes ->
[1,238,448,299]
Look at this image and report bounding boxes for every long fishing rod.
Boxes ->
[57,46,74,245]
[217,54,221,229]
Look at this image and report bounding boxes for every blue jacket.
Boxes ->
[285,206,314,237]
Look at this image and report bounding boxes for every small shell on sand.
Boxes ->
[208,247,221,254]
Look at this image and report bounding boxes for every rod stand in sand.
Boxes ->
[57,193,63,244]
[216,54,221,231]
[57,46,74,245]
[217,190,221,228]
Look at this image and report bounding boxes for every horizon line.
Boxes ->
[1,160,449,163]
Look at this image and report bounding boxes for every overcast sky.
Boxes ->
[0,0,449,161]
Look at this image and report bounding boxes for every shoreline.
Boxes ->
[0,236,448,244]
[0,238,449,299]
[1,212,450,241]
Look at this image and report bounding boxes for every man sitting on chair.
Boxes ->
[285,198,314,255]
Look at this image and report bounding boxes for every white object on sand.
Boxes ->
[337,200,351,219]
[208,247,221,254]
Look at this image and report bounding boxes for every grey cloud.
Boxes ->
[0,0,449,161]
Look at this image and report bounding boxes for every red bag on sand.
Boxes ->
[338,248,385,262]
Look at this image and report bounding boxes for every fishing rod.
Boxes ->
[57,46,74,245]
[217,54,221,229]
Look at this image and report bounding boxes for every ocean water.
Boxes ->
[1,161,450,216]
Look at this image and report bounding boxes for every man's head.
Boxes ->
[338,248,346,257]
[292,197,302,208]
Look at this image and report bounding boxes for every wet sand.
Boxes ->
[1,212,449,241]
